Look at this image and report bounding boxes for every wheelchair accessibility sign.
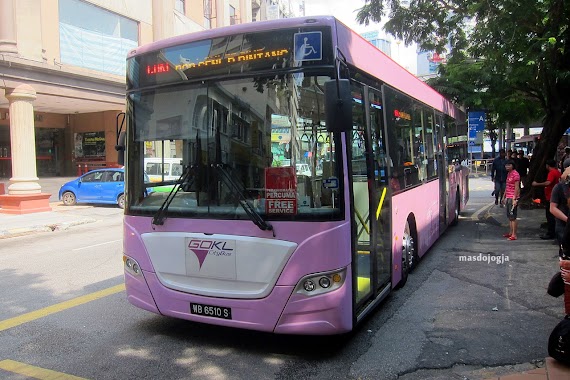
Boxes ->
[294,32,322,62]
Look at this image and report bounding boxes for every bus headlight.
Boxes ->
[319,277,331,288]
[295,268,346,296]
[303,280,316,292]
[123,255,141,276]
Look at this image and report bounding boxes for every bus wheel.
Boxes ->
[451,190,460,226]
[397,221,413,288]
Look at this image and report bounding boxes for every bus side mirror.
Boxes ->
[325,79,352,133]
[115,131,126,166]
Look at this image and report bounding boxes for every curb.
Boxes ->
[0,218,97,239]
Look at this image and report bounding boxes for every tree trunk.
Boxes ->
[524,109,569,197]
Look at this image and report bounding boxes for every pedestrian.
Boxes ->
[557,182,570,317]
[491,149,508,206]
[517,150,530,186]
[517,149,530,177]
[560,147,570,171]
[502,159,521,240]
[532,159,561,239]
[549,161,570,246]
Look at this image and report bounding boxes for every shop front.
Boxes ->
[0,123,66,179]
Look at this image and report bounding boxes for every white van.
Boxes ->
[144,157,183,182]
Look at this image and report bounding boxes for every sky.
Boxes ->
[303,0,418,74]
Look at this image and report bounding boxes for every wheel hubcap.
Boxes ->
[402,226,414,270]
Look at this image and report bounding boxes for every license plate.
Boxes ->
[190,303,232,320]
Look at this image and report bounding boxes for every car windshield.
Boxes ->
[125,74,342,222]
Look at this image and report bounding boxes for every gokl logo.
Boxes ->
[188,239,234,269]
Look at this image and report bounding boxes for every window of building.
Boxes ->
[175,0,185,13]
[229,5,237,25]
[204,0,213,29]
[58,0,138,76]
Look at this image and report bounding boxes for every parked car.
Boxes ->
[58,168,150,208]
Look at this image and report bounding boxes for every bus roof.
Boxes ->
[129,16,464,121]
[333,21,465,121]
[128,16,338,58]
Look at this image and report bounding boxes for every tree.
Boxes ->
[356,0,570,188]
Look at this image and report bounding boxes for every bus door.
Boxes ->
[436,114,448,229]
[368,88,391,292]
[349,84,391,314]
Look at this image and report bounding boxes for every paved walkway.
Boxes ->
[0,176,569,379]
[0,177,99,237]
[483,357,569,380]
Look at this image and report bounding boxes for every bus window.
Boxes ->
[129,75,342,220]
[423,107,437,179]
[384,86,419,189]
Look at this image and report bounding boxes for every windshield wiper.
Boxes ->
[213,163,274,236]
[152,165,195,227]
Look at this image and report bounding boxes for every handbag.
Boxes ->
[548,272,565,297]
[548,316,570,365]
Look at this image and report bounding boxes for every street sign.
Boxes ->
[468,111,486,132]
[294,32,322,62]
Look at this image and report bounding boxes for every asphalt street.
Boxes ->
[0,176,567,380]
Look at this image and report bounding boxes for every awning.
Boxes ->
[515,134,540,144]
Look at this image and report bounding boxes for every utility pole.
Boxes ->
[506,122,511,151]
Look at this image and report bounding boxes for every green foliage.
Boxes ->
[357,0,570,183]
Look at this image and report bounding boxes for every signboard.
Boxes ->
[468,111,485,145]
[74,132,106,158]
[468,111,486,132]
[265,167,297,215]
[294,32,322,62]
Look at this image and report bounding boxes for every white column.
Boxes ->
[5,84,41,194]
[0,0,18,54]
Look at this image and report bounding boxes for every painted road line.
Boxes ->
[72,239,121,251]
[0,359,88,379]
[0,284,125,332]
[470,201,495,221]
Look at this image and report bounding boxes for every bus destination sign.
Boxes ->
[129,27,333,89]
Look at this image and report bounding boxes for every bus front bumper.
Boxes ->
[125,269,353,335]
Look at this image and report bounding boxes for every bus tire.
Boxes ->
[451,190,460,226]
[408,220,419,273]
[397,220,414,288]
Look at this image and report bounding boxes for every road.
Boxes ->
[0,178,562,379]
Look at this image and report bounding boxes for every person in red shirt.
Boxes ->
[532,159,561,239]
[503,159,521,240]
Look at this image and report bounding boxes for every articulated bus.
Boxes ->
[120,16,469,335]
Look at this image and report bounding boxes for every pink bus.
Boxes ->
[119,16,469,335]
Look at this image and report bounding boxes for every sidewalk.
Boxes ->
[0,177,99,238]
[483,358,569,380]
[475,198,570,380]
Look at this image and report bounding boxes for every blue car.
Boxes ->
[58,168,138,208]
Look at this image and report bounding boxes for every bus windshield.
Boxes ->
[126,74,342,221]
